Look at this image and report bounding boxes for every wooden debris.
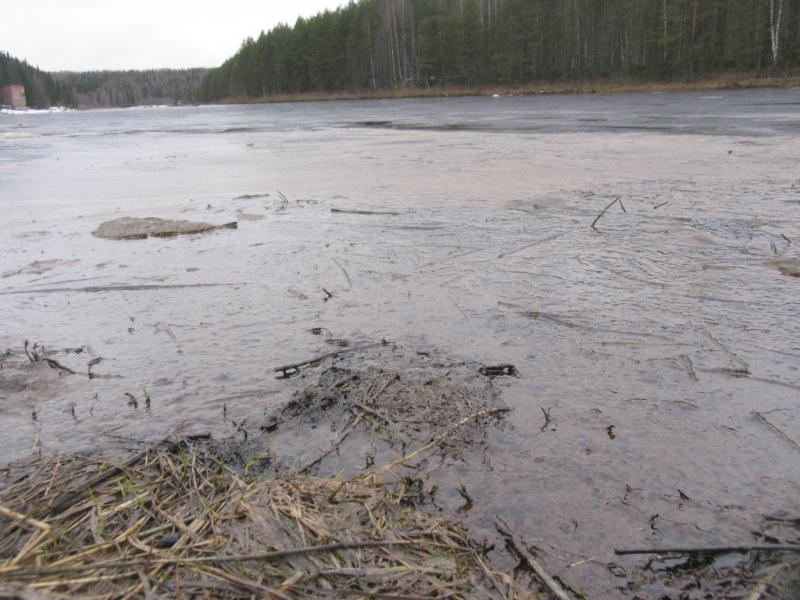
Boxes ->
[540,407,554,432]
[752,411,800,452]
[331,208,401,216]
[496,517,573,600]
[273,342,385,379]
[591,196,622,230]
[479,364,519,378]
[331,258,353,290]
[615,544,800,556]
[233,193,270,200]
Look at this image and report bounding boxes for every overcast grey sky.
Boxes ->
[2,0,346,72]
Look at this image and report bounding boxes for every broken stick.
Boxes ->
[331,208,401,216]
[43,358,77,375]
[332,258,353,290]
[591,196,622,231]
[273,342,385,379]
[752,411,800,452]
[615,544,800,556]
[496,517,573,600]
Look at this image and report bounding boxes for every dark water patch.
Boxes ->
[391,224,447,231]
[221,126,262,133]
[63,126,272,138]
[352,120,392,127]
[602,124,675,132]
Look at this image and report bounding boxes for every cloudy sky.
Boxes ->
[2,0,345,72]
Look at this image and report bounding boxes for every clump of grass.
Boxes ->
[0,442,525,598]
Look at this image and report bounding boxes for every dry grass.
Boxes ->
[0,442,528,599]
[213,69,800,105]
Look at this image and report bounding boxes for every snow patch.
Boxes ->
[1,106,72,115]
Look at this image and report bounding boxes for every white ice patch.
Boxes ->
[123,105,173,110]
[1,131,37,139]
[0,106,71,115]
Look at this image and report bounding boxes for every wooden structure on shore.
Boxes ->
[0,84,27,108]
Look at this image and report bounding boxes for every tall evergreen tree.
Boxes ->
[0,51,75,108]
[188,0,796,102]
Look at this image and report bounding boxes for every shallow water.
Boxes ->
[1,89,799,597]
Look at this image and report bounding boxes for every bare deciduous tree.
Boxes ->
[770,0,785,65]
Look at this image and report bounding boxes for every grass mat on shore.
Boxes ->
[0,442,526,599]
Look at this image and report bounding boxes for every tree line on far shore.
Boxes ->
[0,52,75,108]
[197,0,800,101]
[0,51,205,109]
[53,69,207,108]
[3,0,798,109]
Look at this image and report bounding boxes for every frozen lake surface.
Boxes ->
[2,89,799,597]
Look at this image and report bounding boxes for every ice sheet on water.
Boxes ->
[0,106,71,115]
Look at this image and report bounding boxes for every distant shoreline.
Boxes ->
[209,70,800,106]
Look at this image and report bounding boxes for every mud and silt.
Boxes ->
[212,346,800,599]
[92,216,238,240]
[260,349,507,476]
[1,90,800,598]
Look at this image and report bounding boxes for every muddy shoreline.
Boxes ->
[3,346,798,598]
[0,348,530,599]
[209,70,800,106]
[1,90,799,598]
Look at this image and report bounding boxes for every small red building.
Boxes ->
[0,84,27,108]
